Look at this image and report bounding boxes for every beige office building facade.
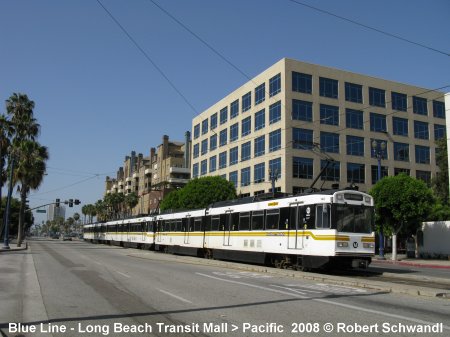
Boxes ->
[191,58,446,196]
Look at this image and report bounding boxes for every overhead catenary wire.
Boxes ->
[287,0,450,57]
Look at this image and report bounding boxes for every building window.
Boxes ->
[394,168,410,176]
[433,100,445,118]
[201,160,207,176]
[269,73,281,97]
[230,99,239,119]
[393,117,408,136]
[391,92,407,111]
[269,158,281,179]
[230,123,239,142]
[241,141,251,162]
[370,113,387,132]
[413,96,428,115]
[210,134,217,151]
[371,165,388,184]
[292,71,312,94]
[320,160,340,181]
[346,135,364,156]
[219,151,227,169]
[202,119,208,135]
[254,135,265,157]
[320,132,339,153]
[193,143,199,158]
[220,107,228,124]
[210,113,218,130]
[269,101,281,124]
[415,145,430,164]
[192,163,199,178]
[345,82,362,103]
[229,146,238,166]
[293,157,313,179]
[194,124,200,139]
[347,163,365,184]
[201,139,208,155]
[346,109,363,129]
[320,104,339,125]
[292,99,312,121]
[241,167,251,187]
[254,162,265,183]
[416,170,431,185]
[293,128,313,150]
[369,87,385,107]
[219,129,227,147]
[269,129,281,152]
[255,109,265,131]
[414,120,429,140]
[255,83,265,105]
[209,156,217,173]
[394,142,409,162]
[242,92,251,112]
[229,171,238,188]
[241,116,251,137]
[319,77,338,98]
[434,124,446,140]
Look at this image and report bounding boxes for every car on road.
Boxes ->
[62,235,72,241]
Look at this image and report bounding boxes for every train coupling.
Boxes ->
[352,259,369,269]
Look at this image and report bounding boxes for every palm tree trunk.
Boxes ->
[17,184,27,247]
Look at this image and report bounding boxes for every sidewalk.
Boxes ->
[372,253,450,269]
[0,240,28,252]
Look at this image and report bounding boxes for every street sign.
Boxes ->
[36,209,46,213]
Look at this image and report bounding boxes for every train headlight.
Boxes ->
[363,243,375,248]
[337,242,348,247]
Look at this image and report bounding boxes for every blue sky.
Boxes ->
[1,0,449,224]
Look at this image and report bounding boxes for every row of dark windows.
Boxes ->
[194,74,281,139]
[292,157,432,185]
[291,71,444,117]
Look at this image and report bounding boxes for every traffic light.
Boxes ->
[74,199,80,205]
[69,199,73,207]
[56,198,60,207]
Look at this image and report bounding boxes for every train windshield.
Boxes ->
[333,204,373,233]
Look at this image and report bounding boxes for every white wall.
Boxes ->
[419,221,450,256]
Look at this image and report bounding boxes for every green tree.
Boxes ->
[160,176,237,211]
[0,197,33,236]
[431,137,448,204]
[370,174,434,260]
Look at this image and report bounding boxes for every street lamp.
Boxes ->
[372,140,386,260]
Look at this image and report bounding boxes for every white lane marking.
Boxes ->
[196,273,308,299]
[270,285,309,295]
[158,289,192,304]
[196,272,450,331]
[116,271,131,278]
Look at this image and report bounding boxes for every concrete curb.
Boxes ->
[0,241,28,253]
[372,259,450,270]
[128,251,450,299]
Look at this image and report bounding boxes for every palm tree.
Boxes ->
[14,140,49,245]
[124,192,139,217]
[3,93,43,247]
[0,114,13,238]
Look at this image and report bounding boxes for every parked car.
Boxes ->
[62,235,72,241]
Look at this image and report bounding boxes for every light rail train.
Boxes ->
[83,189,375,270]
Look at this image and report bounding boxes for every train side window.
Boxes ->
[211,216,220,231]
[251,210,265,230]
[220,214,227,231]
[266,209,280,230]
[316,204,331,229]
[239,212,250,230]
[173,220,180,232]
[231,213,239,231]
[279,207,290,229]
[194,218,202,231]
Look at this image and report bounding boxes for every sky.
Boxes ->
[1,0,449,225]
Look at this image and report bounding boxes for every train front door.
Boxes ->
[288,204,305,249]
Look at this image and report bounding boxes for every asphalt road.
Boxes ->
[1,239,449,337]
